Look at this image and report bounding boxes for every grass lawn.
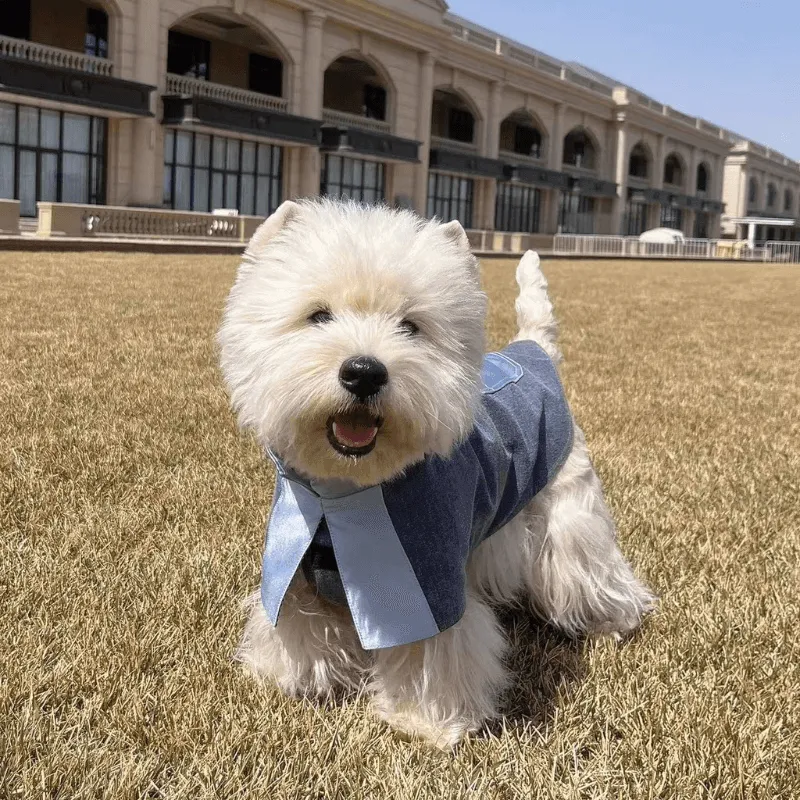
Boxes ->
[1,252,798,799]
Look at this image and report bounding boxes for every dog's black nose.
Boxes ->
[339,356,388,400]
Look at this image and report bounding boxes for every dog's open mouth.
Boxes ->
[326,409,383,457]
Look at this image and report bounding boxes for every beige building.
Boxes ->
[722,140,800,243]
[0,0,773,241]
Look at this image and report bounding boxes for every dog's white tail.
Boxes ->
[514,250,561,363]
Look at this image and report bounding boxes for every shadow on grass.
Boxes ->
[488,608,587,736]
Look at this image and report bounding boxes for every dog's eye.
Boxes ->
[309,309,334,325]
[399,319,419,336]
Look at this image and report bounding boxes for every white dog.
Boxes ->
[217,199,654,748]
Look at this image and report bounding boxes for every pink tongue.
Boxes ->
[334,422,377,446]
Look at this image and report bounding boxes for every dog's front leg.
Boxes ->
[370,589,509,748]
[236,579,368,698]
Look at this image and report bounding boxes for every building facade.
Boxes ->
[722,140,800,243]
[0,0,767,239]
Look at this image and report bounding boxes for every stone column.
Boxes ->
[648,133,666,228]
[479,80,503,229]
[544,102,566,233]
[611,113,627,234]
[412,52,435,217]
[300,11,326,198]
[130,0,161,207]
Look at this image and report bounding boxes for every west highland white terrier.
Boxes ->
[217,199,655,748]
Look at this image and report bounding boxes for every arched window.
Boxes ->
[563,128,597,170]
[748,178,759,204]
[663,153,684,187]
[499,110,543,159]
[168,11,285,96]
[431,89,477,144]
[766,183,778,209]
[696,163,709,194]
[785,189,794,213]
[324,56,389,121]
[628,143,650,179]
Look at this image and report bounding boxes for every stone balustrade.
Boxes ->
[467,229,554,254]
[430,135,479,154]
[0,34,113,76]
[165,74,288,112]
[0,200,21,235]
[36,203,264,242]
[321,108,391,133]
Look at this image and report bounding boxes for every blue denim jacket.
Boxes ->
[260,340,573,650]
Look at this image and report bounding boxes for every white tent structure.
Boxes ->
[723,216,796,248]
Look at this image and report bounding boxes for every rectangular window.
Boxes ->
[0,103,106,216]
[624,196,649,236]
[162,129,282,215]
[693,212,709,239]
[248,53,283,97]
[321,155,385,204]
[167,31,211,80]
[495,183,541,233]
[426,171,474,228]
[558,193,595,234]
[660,205,683,230]
[85,8,109,58]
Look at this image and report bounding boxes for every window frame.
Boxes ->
[427,171,474,228]
[163,129,283,215]
[320,155,385,204]
[0,102,106,217]
[495,182,541,232]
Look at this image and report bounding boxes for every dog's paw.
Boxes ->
[374,703,480,750]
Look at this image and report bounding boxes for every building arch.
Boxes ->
[499,107,548,160]
[663,151,687,189]
[628,140,652,180]
[431,86,483,147]
[563,125,600,171]
[322,51,396,125]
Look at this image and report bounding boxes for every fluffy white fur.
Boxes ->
[218,199,655,748]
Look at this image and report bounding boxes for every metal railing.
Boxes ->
[764,241,800,263]
[321,108,391,133]
[0,33,114,76]
[553,234,781,261]
[165,74,288,112]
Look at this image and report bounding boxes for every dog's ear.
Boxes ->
[439,220,471,253]
[439,219,479,279]
[243,200,302,263]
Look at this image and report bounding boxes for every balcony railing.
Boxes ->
[0,34,113,76]
[165,74,288,112]
[499,149,544,166]
[430,135,478,154]
[322,108,390,133]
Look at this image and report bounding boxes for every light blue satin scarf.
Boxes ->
[261,455,440,651]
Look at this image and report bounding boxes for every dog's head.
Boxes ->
[217,199,487,486]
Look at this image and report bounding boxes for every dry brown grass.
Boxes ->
[1,252,798,799]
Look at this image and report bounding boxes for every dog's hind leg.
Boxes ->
[370,589,509,749]
[236,579,368,698]
[522,426,656,638]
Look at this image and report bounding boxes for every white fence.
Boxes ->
[764,241,800,264]
[551,235,798,262]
